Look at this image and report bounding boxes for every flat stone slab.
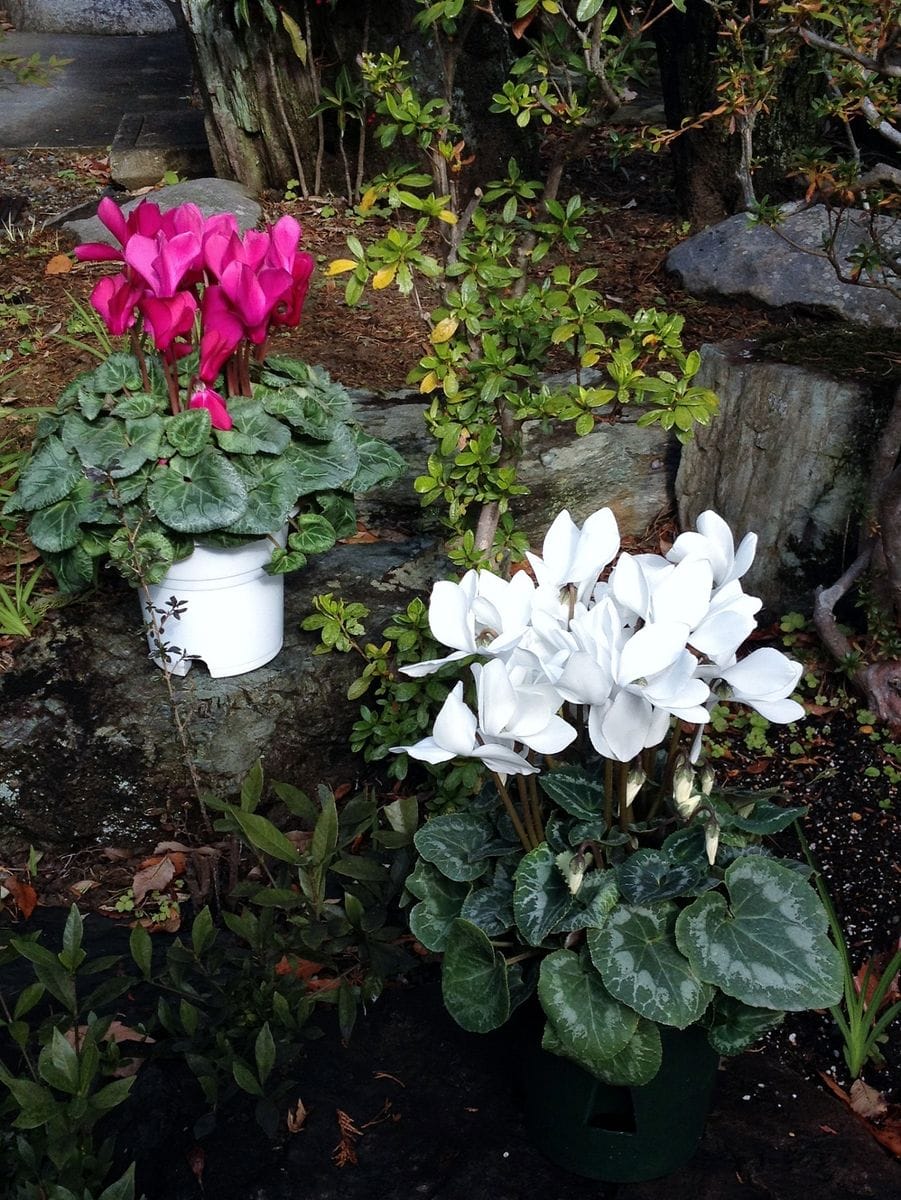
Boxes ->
[62,177,261,242]
[667,206,901,329]
[5,0,175,34]
[109,109,212,189]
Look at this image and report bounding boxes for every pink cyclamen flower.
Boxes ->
[198,285,245,383]
[189,385,233,431]
[140,291,198,355]
[90,273,143,335]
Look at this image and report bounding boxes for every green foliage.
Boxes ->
[0,764,417,1186]
[406,757,839,1085]
[5,356,404,594]
[0,908,137,1199]
[302,593,480,801]
[342,31,718,564]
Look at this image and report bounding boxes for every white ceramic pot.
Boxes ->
[141,529,287,678]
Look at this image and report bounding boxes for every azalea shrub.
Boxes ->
[393,507,844,1084]
[5,200,404,593]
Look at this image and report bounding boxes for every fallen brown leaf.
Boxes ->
[0,872,38,918]
[132,853,184,905]
[45,253,73,275]
[286,1098,309,1133]
[850,1079,888,1121]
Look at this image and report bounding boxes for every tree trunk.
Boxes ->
[178,0,531,196]
[177,0,326,194]
[654,3,824,225]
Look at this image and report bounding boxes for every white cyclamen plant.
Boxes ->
[393,508,843,1085]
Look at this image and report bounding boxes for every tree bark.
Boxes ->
[178,0,530,195]
[654,3,825,225]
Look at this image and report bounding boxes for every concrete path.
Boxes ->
[0,30,196,147]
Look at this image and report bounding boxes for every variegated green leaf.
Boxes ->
[538,949,638,1074]
[589,902,713,1028]
[442,919,509,1032]
[616,848,710,903]
[676,857,843,1010]
[146,450,248,533]
[514,844,573,945]
[414,813,494,883]
[707,994,784,1055]
[461,861,515,937]
[538,766,605,820]
[405,860,468,951]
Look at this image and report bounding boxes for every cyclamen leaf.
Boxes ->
[676,857,844,1011]
[147,450,248,533]
[165,408,212,456]
[616,848,710,904]
[215,398,291,456]
[588,902,713,1029]
[350,430,407,492]
[538,766,605,821]
[280,427,359,496]
[513,844,573,946]
[414,813,494,883]
[442,919,510,1032]
[707,994,784,1056]
[11,437,82,510]
[406,860,468,951]
[538,949,638,1074]
[461,861,516,937]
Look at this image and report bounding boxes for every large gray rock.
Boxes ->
[667,207,901,329]
[676,341,893,610]
[353,376,673,543]
[0,539,445,848]
[61,178,261,242]
[5,0,175,34]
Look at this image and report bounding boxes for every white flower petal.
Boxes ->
[432,683,478,756]
[428,577,477,652]
[474,659,517,738]
[720,647,802,701]
[651,557,712,628]
[598,690,655,762]
[617,622,687,685]
[474,742,538,776]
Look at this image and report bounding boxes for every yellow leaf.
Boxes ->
[419,371,440,394]
[325,259,358,276]
[360,187,379,212]
[280,10,307,63]
[542,0,560,10]
[430,317,459,344]
[372,264,397,290]
[437,209,458,225]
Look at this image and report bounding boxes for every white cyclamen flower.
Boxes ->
[390,682,537,776]
[402,568,535,677]
[667,509,757,588]
[527,506,620,608]
[473,658,576,757]
[713,647,805,723]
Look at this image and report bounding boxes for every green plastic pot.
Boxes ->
[522,1025,719,1182]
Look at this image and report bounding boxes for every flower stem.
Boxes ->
[617,761,630,831]
[527,773,545,844]
[517,773,539,848]
[494,772,533,852]
[603,757,614,831]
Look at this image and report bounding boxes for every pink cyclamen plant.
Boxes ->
[75,198,315,430]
